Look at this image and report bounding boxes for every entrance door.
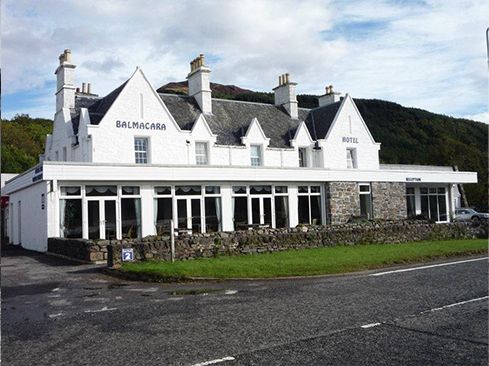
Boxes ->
[251,197,272,226]
[87,199,117,240]
[177,198,202,233]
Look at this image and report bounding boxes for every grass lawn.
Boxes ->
[120,239,488,280]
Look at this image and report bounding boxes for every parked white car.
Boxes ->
[454,208,489,223]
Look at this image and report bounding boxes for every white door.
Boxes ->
[87,199,117,240]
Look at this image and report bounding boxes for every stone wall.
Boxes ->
[48,221,487,265]
[47,237,109,263]
[326,182,360,224]
[372,182,407,220]
[106,221,486,266]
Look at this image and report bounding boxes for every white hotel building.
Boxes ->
[4,50,477,252]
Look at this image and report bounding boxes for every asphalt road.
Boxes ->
[1,246,488,366]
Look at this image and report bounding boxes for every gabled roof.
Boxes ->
[71,79,344,148]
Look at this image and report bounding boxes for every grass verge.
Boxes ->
[119,239,488,281]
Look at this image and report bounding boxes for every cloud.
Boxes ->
[463,111,489,124]
[1,0,488,122]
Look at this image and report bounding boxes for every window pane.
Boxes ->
[155,198,172,235]
[263,198,272,226]
[175,185,201,195]
[429,195,438,221]
[233,186,246,194]
[421,196,429,219]
[104,200,117,239]
[60,199,82,238]
[360,194,373,219]
[275,196,289,228]
[205,197,221,233]
[155,186,171,195]
[252,198,260,224]
[299,148,307,167]
[88,200,100,239]
[359,185,370,193]
[250,185,272,195]
[122,186,140,195]
[406,187,415,195]
[407,196,416,218]
[233,197,248,230]
[438,195,447,221]
[121,198,141,238]
[429,188,437,194]
[86,186,117,196]
[191,199,201,233]
[298,186,308,193]
[60,186,81,196]
[177,200,187,230]
[205,186,220,194]
[310,195,322,225]
[437,187,446,194]
[275,186,288,194]
[250,145,261,166]
[420,188,428,195]
[298,196,310,224]
[310,186,320,193]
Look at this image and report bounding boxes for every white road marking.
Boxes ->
[191,356,235,366]
[115,296,123,300]
[126,287,158,292]
[425,296,489,313]
[51,287,60,292]
[370,257,488,276]
[48,294,61,298]
[168,297,184,301]
[84,306,117,313]
[224,290,238,295]
[360,322,381,329]
[48,312,63,318]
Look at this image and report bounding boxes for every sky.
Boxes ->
[2,0,488,123]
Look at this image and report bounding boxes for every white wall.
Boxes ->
[8,182,48,251]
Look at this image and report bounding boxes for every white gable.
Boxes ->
[321,95,380,170]
[290,120,313,147]
[241,117,270,147]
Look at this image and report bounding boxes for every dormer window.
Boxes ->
[346,148,357,169]
[195,142,209,165]
[298,147,308,167]
[250,144,262,166]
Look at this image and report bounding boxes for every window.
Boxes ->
[298,147,307,167]
[195,142,209,165]
[175,186,201,195]
[346,148,357,169]
[122,187,142,239]
[62,147,67,161]
[359,184,373,219]
[420,186,448,222]
[274,187,289,228]
[154,186,172,235]
[250,144,262,166]
[406,187,416,218]
[298,185,322,225]
[204,187,222,233]
[232,186,248,230]
[60,187,82,238]
[134,137,148,164]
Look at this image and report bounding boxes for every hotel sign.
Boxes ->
[342,136,358,143]
[116,120,166,131]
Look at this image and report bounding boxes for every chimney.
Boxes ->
[87,83,91,94]
[187,54,212,114]
[273,73,298,119]
[318,85,341,107]
[54,49,76,113]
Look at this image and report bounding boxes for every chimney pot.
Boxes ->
[285,73,290,84]
[76,87,80,93]
[64,49,72,63]
[82,82,86,93]
[87,83,91,94]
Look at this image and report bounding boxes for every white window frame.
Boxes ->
[297,185,322,225]
[134,137,149,164]
[358,183,373,219]
[250,144,262,166]
[195,141,209,165]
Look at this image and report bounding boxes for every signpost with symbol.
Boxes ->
[122,248,134,262]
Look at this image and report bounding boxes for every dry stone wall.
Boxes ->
[48,221,487,265]
[371,182,407,220]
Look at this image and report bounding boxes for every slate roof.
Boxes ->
[72,82,343,148]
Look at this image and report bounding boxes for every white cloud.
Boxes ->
[1,0,488,122]
[463,111,489,124]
